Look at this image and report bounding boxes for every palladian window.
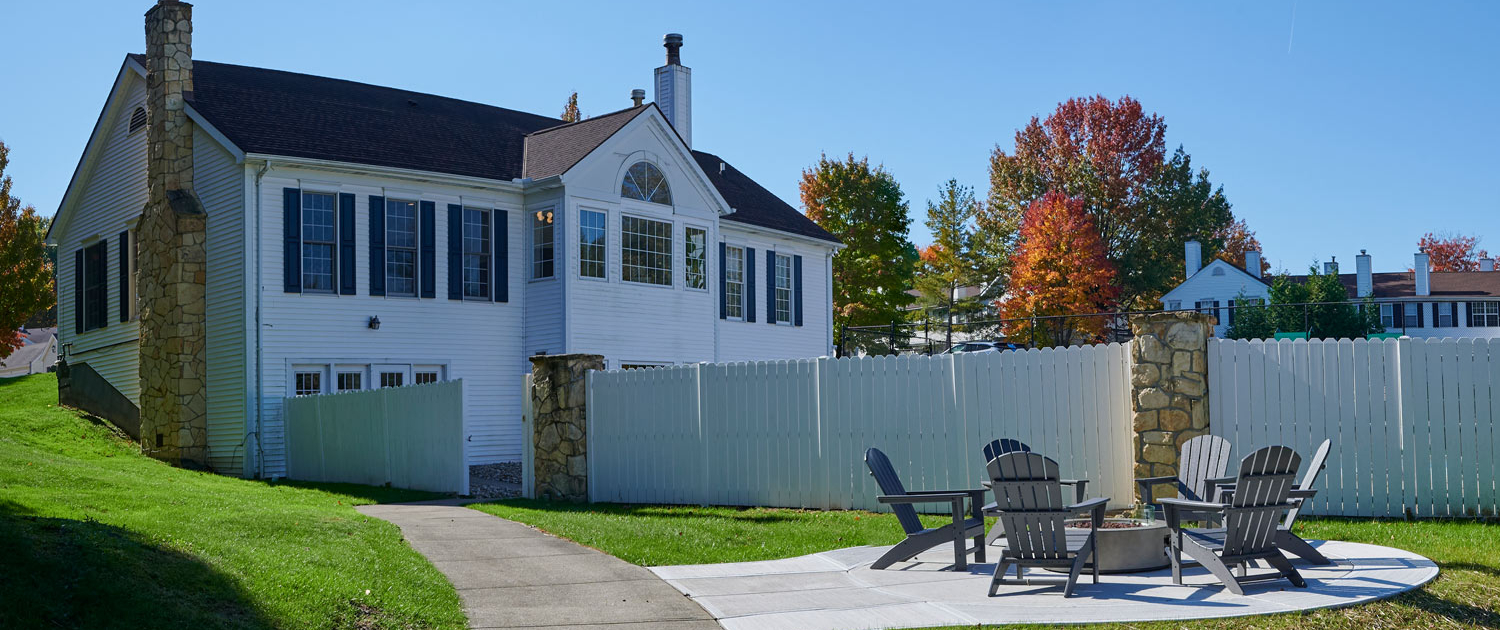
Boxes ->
[620,161,671,205]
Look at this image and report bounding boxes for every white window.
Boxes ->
[1470,301,1499,327]
[1437,303,1454,328]
[462,208,491,299]
[619,362,670,370]
[621,216,672,286]
[774,253,793,324]
[725,245,745,320]
[1404,304,1420,328]
[414,366,443,385]
[301,192,337,293]
[685,227,707,290]
[620,161,672,205]
[532,208,555,279]
[294,370,324,396]
[1195,299,1219,321]
[1166,300,1181,311]
[1380,304,1395,328]
[379,371,405,388]
[336,370,363,392]
[579,209,606,279]
[385,199,418,297]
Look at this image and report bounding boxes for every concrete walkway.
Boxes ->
[357,504,719,630]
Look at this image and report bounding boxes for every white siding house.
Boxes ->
[48,31,841,479]
[1162,240,1500,340]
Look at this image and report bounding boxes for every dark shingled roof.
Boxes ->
[523,105,649,179]
[130,55,838,243]
[1286,271,1500,299]
[693,151,838,242]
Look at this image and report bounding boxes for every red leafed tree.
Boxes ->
[1215,218,1270,274]
[1418,232,1489,272]
[999,192,1118,347]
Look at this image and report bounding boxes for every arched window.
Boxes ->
[621,161,671,205]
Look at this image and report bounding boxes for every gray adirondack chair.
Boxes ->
[980,439,1090,544]
[1218,439,1333,565]
[1136,434,1233,506]
[1160,445,1308,596]
[986,452,1109,598]
[864,447,987,570]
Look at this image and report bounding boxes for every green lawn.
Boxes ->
[0,373,466,630]
[473,501,1499,629]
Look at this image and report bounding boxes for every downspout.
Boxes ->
[251,160,270,478]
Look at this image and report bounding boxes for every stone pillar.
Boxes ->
[1129,312,1214,501]
[529,354,603,502]
[138,0,208,468]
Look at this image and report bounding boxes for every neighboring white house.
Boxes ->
[1161,240,1500,339]
[46,12,840,479]
[0,331,58,378]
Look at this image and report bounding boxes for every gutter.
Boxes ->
[250,159,271,478]
[242,153,539,193]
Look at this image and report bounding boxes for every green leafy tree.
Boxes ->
[0,141,55,356]
[800,153,916,346]
[912,180,1000,346]
[1226,266,1383,340]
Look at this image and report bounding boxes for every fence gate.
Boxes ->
[587,345,1136,511]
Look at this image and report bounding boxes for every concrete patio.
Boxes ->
[650,540,1438,630]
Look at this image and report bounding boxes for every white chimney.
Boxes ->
[1184,240,1202,277]
[631,89,645,107]
[1414,250,1431,296]
[1324,256,1338,276]
[654,33,691,147]
[1482,257,1495,272]
[1356,249,1373,297]
[1245,250,1262,279]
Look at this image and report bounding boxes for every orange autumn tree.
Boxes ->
[999,191,1118,347]
[1418,232,1489,272]
[1214,218,1270,275]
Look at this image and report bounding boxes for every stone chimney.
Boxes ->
[139,0,208,468]
[1481,257,1495,272]
[1324,256,1338,276]
[631,88,645,107]
[654,33,691,147]
[1414,250,1431,296]
[1356,249,1373,297]
[1244,250,1262,279]
[1184,240,1202,277]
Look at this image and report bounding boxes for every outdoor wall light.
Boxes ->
[368,316,381,330]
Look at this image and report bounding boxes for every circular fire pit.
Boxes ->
[1042,518,1170,574]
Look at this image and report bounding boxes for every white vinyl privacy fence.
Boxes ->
[285,379,468,494]
[587,344,1135,511]
[1210,337,1498,519]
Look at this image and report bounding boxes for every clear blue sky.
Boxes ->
[4,1,1496,273]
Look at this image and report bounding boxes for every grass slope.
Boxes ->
[474,501,1499,629]
[0,374,466,630]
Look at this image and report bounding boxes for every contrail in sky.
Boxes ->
[1288,1,1298,54]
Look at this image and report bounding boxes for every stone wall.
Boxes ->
[137,0,209,467]
[1129,312,1214,501]
[529,354,604,502]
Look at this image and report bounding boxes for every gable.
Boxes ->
[558,108,730,216]
[49,60,147,244]
[1161,259,1269,304]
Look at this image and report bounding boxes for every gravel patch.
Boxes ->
[468,462,521,499]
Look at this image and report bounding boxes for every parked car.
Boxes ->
[941,340,1021,354]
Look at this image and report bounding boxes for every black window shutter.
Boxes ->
[1226,299,1235,327]
[368,195,385,296]
[118,231,130,322]
[73,249,84,335]
[283,187,301,293]
[494,210,508,303]
[718,243,727,320]
[1432,302,1441,327]
[1394,303,1404,328]
[794,254,804,327]
[1462,302,1470,327]
[419,201,436,298]
[766,249,776,324]
[1416,302,1425,327]
[338,193,356,295]
[745,247,756,323]
[447,204,463,300]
